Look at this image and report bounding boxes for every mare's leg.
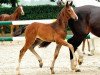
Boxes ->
[50,44,62,74]
[90,39,95,55]
[87,39,92,56]
[87,39,90,52]
[88,39,95,55]
[82,39,86,54]
[68,35,87,71]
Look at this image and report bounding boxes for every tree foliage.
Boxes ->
[0,0,18,7]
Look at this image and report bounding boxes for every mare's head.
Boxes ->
[15,5,25,15]
[61,1,78,21]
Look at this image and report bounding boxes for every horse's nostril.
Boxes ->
[75,17,78,21]
[21,12,25,15]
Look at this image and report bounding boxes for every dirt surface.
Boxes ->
[0,38,100,75]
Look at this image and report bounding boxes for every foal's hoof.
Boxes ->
[79,61,83,65]
[50,67,55,74]
[39,63,43,68]
[51,71,55,74]
[75,69,81,72]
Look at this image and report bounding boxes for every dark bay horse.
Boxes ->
[67,5,100,70]
[16,1,78,74]
[0,5,24,36]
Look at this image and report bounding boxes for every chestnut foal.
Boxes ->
[0,5,24,36]
[17,1,78,74]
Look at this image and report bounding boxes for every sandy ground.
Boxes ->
[0,38,100,75]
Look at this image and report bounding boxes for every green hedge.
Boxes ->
[0,5,63,20]
[0,5,72,33]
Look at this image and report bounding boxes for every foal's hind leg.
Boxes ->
[50,44,62,74]
[29,46,43,68]
[16,42,33,72]
[16,43,31,75]
[17,35,36,74]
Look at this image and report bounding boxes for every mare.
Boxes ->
[67,5,100,71]
[16,1,78,74]
[0,5,24,36]
[57,0,100,71]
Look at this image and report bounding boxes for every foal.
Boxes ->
[0,5,24,36]
[17,1,78,74]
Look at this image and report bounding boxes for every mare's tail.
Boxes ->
[13,26,26,36]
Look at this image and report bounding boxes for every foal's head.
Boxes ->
[61,1,78,21]
[15,5,25,15]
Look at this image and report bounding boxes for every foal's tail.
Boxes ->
[39,42,51,48]
[13,25,27,36]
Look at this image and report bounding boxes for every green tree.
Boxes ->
[50,0,55,2]
[0,0,18,7]
[10,0,18,7]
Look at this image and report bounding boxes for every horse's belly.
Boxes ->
[37,26,55,42]
[36,35,54,42]
[91,27,100,37]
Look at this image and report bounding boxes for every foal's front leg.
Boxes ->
[54,36,76,72]
[50,44,62,74]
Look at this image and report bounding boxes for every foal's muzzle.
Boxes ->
[21,12,25,15]
[74,16,78,21]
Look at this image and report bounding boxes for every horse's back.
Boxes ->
[69,5,100,37]
[26,22,54,35]
[0,14,10,21]
[25,22,55,42]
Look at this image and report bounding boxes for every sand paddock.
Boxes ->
[0,38,100,75]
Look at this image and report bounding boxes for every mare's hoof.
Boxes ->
[75,69,81,72]
[39,63,43,68]
[88,54,93,56]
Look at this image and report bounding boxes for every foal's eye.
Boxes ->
[68,9,70,12]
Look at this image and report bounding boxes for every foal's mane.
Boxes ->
[13,6,21,14]
[10,6,22,19]
[51,6,69,30]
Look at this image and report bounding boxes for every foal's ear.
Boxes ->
[70,1,73,6]
[18,5,22,7]
[66,1,69,7]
